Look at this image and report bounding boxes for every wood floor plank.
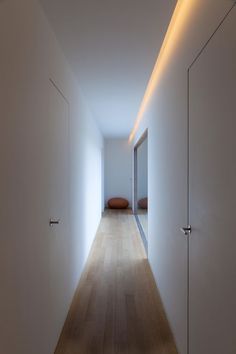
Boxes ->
[55,210,178,354]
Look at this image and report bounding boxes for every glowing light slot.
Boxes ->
[129,0,196,142]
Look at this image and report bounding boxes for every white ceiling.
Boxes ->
[39,0,176,137]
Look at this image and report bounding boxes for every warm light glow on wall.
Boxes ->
[129,0,196,142]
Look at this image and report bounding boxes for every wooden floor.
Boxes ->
[55,210,178,354]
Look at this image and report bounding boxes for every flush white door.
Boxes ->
[189,5,236,354]
[46,80,70,343]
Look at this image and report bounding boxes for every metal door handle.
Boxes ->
[49,219,60,226]
[180,225,192,236]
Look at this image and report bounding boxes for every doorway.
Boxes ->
[134,130,148,252]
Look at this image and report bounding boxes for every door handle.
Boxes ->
[180,225,192,236]
[49,219,60,226]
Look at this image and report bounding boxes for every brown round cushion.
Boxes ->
[108,198,129,209]
[138,197,148,209]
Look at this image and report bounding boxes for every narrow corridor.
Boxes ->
[55,211,177,354]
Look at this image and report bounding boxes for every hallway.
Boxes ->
[2,1,236,353]
[55,211,178,354]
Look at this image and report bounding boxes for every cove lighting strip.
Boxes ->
[129,0,195,142]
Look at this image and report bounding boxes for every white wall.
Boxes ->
[0,1,103,354]
[132,1,234,353]
[104,139,132,207]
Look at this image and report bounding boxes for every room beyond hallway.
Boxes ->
[55,211,178,354]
